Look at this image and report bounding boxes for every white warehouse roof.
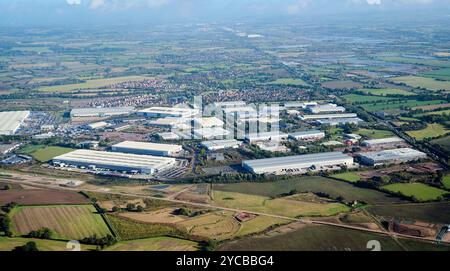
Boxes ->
[53,149,175,174]
[362,137,404,146]
[245,131,288,142]
[71,107,134,117]
[193,117,224,128]
[0,111,30,135]
[242,152,354,175]
[358,148,427,166]
[138,106,198,118]
[299,113,357,120]
[289,130,325,140]
[112,141,182,154]
[201,139,242,151]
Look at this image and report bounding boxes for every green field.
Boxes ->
[331,172,361,183]
[237,216,289,237]
[356,128,394,139]
[359,88,415,96]
[381,183,449,201]
[443,175,450,190]
[343,94,394,103]
[360,99,447,112]
[212,191,351,218]
[213,177,405,204]
[268,78,308,86]
[0,237,96,251]
[219,224,404,251]
[367,202,450,224]
[106,214,190,241]
[11,205,111,240]
[18,144,45,155]
[29,146,74,162]
[406,123,449,140]
[431,135,450,154]
[392,76,450,91]
[105,237,199,251]
[418,109,450,116]
[39,76,150,92]
[379,56,450,68]
[422,68,450,81]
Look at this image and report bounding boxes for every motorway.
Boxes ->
[2,170,449,248]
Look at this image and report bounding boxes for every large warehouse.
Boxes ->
[361,137,404,147]
[308,104,346,114]
[245,131,288,143]
[201,139,242,151]
[53,149,175,174]
[111,141,182,156]
[137,107,198,118]
[289,130,325,141]
[299,113,357,120]
[70,107,135,118]
[358,148,427,166]
[242,152,354,175]
[0,111,30,135]
[316,118,363,126]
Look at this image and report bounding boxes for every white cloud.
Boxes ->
[90,0,106,9]
[67,0,82,5]
[366,0,382,4]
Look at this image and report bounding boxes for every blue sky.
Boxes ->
[1,0,449,26]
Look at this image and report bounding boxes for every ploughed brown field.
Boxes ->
[0,189,89,205]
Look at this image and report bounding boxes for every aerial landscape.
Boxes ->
[0,0,450,253]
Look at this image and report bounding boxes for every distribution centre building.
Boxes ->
[361,137,404,147]
[137,107,198,118]
[358,148,427,166]
[111,141,182,156]
[53,149,175,174]
[299,113,357,120]
[289,130,325,141]
[242,152,354,175]
[0,111,30,135]
[200,139,242,151]
[245,131,288,143]
[70,107,135,118]
[308,104,346,114]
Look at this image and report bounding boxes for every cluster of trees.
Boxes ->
[1,202,17,214]
[80,234,117,249]
[27,228,52,239]
[0,213,12,237]
[13,241,39,252]
[172,207,208,218]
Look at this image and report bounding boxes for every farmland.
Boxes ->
[343,94,395,103]
[366,202,450,224]
[422,68,450,81]
[379,56,450,68]
[381,183,449,201]
[212,190,351,218]
[38,76,151,92]
[0,189,89,205]
[358,88,415,96]
[359,99,447,112]
[406,123,449,140]
[213,177,405,204]
[28,146,75,162]
[268,78,308,86]
[10,205,111,240]
[179,212,241,240]
[331,172,361,183]
[105,237,199,251]
[219,224,404,251]
[392,76,450,91]
[0,237,96,251]
[106,214,191,241]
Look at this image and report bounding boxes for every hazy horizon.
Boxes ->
[1,0,450,27]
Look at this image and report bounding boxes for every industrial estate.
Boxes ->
[0,3,449,252]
